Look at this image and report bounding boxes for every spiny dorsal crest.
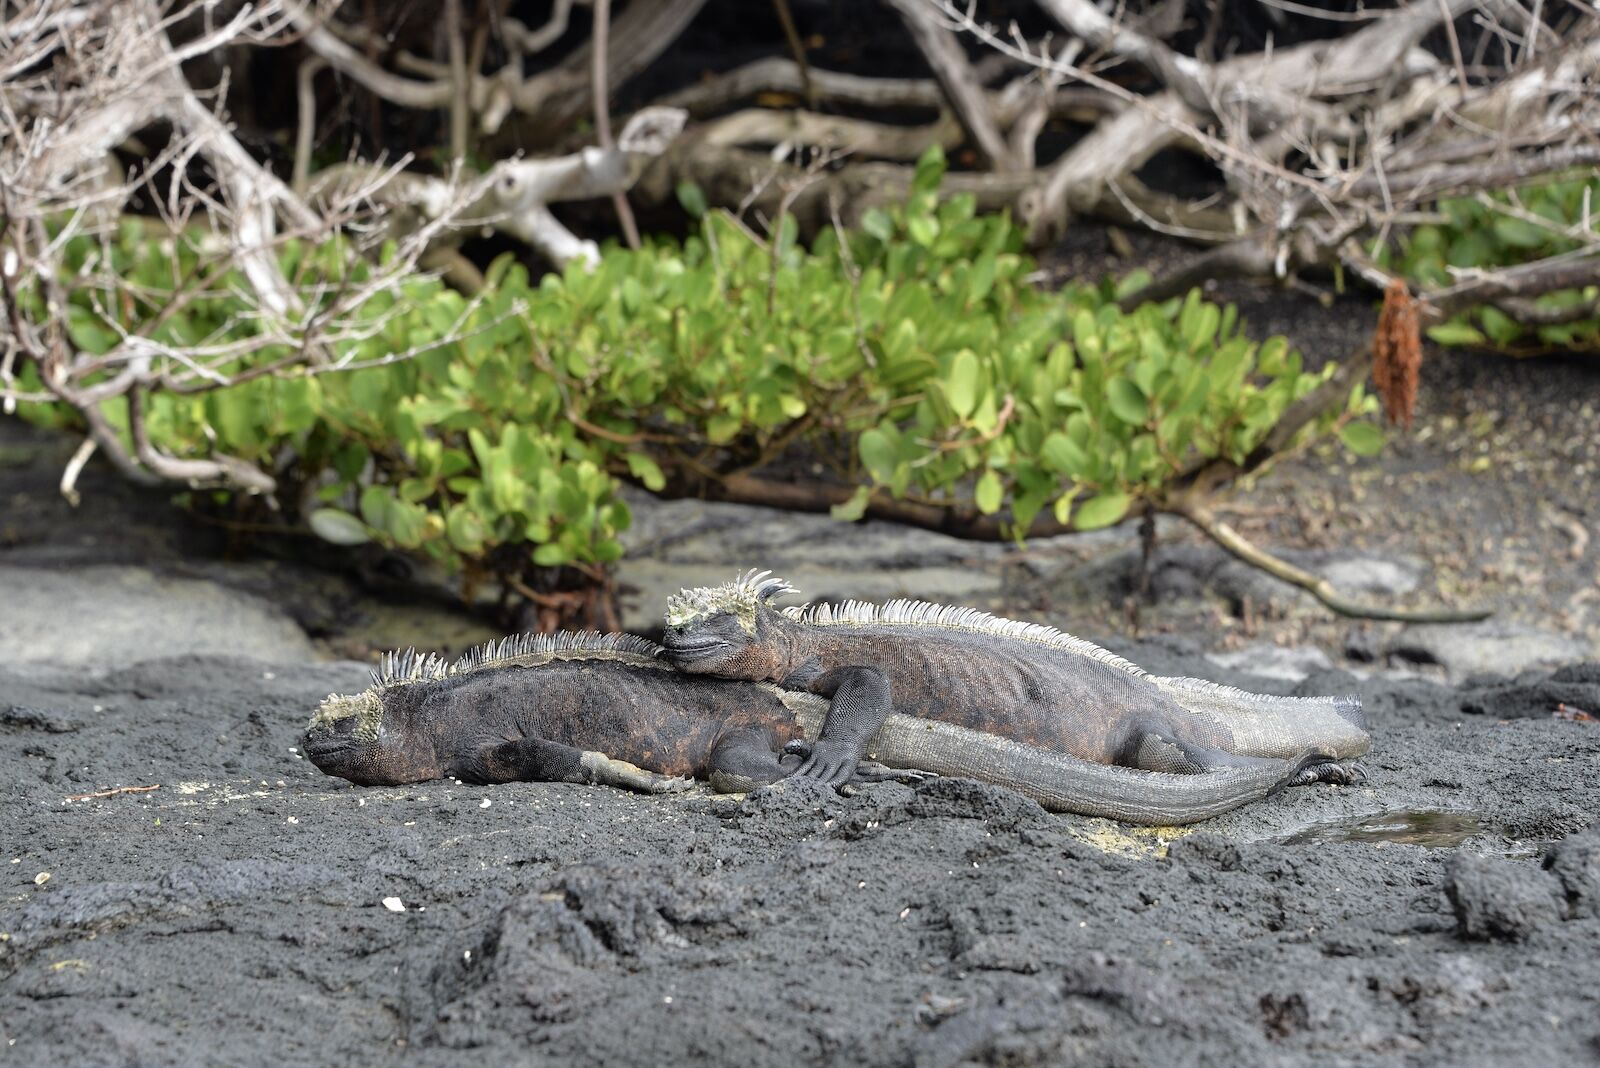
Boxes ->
[312,632,664,740]
[664,569,799,634]
[782,598,1148,676]
[370,630,665,688]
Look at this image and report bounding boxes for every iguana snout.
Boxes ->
[662,611,798,682]
[661,616,742,671]
[304,690,441,786]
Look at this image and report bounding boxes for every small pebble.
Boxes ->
[382,897,406,913]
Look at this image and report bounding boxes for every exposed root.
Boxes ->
[1172,500,1492,623]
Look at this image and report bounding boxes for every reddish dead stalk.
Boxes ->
[1373,279,1423,429]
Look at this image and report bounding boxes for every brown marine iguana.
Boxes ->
[304,630,1346,825]
[661,570,1369,791]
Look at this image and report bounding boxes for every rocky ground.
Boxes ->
[3,267,1599,1065]
[2,650,1597,1066]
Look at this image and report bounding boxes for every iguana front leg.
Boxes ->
[456,736,694,794]
[707,727,804,793]
[781,666,892,787]
[709,727,934,794]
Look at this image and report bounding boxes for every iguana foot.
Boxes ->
[579,752,696,795]
[1286,759,1366,787]
[781,739,865,787]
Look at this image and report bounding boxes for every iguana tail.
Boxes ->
[785,699,1330,826]
[1151,676,1369,760]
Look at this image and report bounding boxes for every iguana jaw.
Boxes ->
[658,633,730,665]
[662,605,807,683]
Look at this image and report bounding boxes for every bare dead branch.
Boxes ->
[654,53,1041,116]
[310,107,685,268]
[591,0,641,249]
[885,0,1019,171]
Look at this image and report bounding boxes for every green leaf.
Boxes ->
[1338,421,1385,457]
[1491,215,1547,250]
[359,485,392,530]
[532,542,568,567]
[946,350,980,419]
[912,144,947,196]
[1113,269,1153,301]
[1040,431,1087,477]
[859,428,897,482]
[1257,336,1289,377]
[675,181,709,219]
[883,318,918,365]
[706,414,742,444]
[1478,305,1521,346]
[1106,378,1148,425]
[383,498,428,549]
[907,215,940,248]
[624,452,667,491]
[967,254,997,304]
[1011,490,1045,538]
[65,306,119,355]
[445,505,487,553]
[1182,302,1220,352]
[830,485,871,522]
[974,470,1003,515]
[308,508,371,546]
[621,276,644,314]
[861,209,893,243]
[1426,321,1488,347]
[1074,491,1131,530]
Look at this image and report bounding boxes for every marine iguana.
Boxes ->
[304,630,1346,825]
[661,570,1370,791]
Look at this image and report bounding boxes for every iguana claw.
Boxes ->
[789,738,861,787]
[853,760,937,785]
[1288,759,1367,787]
[783,743,933,787]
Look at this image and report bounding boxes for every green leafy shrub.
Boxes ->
[1378,175,1600,352]
[16,147,1373,586]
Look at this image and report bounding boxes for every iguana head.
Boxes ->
[303,658,446,786]
[661,569,798,681]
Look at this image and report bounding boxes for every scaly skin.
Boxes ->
[303,630,1335,825]
[303,633,819,793]
[662,571,1369,794]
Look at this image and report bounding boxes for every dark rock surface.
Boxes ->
[1443,853,1564,942]
[3,652,1598,1066]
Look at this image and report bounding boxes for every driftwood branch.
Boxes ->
[591,0,641,250]
[885,0,1018,171]
[309,107,684,268]
[288,0,706,140]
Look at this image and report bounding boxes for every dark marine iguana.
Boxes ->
[304,630,1349,825]
[661,570,1370,792]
